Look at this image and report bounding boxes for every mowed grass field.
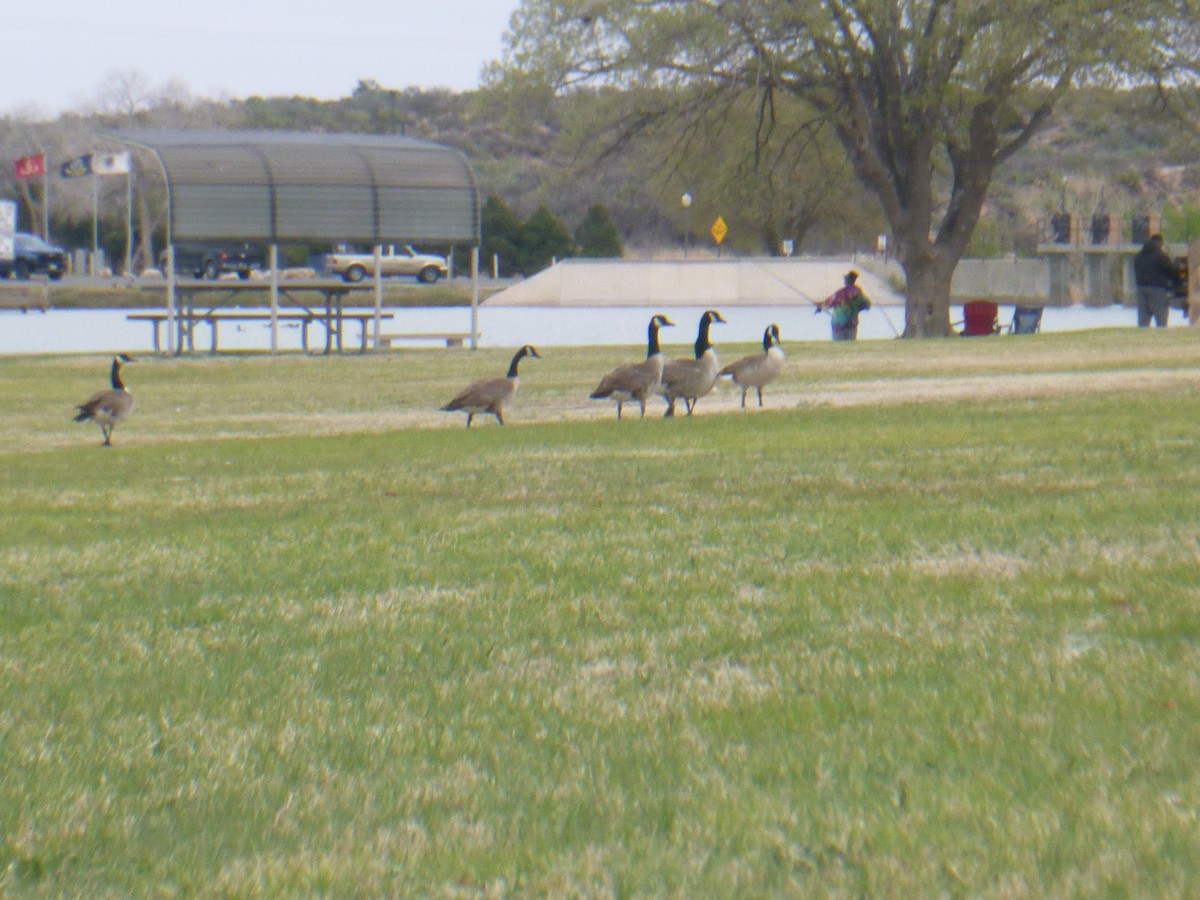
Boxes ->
[2,328,1199,895]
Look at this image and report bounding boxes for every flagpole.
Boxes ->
[91,174,99,276]
[125,169,133,275]
[42,166,49,241]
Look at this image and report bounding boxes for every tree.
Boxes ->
[480,193,524,276]
[519,204,576,274]
[639,86,883,255]
[576,203,624,256]
[500,1,1200,336]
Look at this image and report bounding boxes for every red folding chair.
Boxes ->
[959,300,1001,336]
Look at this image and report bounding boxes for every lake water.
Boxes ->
[0,302,1181,355]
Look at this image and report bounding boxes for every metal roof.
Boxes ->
[112,129,479,244]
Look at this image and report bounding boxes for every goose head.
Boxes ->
[507,344,542,377]
[650,314,674,332]
[763,323,781,350]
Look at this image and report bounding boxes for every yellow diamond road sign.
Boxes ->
[711,216,728,245]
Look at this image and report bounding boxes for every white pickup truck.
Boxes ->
[323,244,449,283]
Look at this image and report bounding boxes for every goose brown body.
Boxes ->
[73,354,136,446]
[441,345,541,427]
[719,324,785,408]
[659,310,726,417]
[589,314,674,419]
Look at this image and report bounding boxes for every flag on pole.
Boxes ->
[14,153,46,179]
[60,154,93,178]
[92,151,131,176]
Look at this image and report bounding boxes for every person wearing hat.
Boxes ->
[817,270,872,341]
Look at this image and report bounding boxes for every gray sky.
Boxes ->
[4,0,520,117]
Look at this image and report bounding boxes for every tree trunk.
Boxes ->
[899,242,957,338]
[15,180,43,239]
[135,188,156,273]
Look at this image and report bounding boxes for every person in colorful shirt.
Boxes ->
[817,270,872,341]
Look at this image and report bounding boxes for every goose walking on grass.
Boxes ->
[441,344,541,427]
[659,309,726,417]
[720,323,785,408]
[589,314,674,420]
[74,354,136,446]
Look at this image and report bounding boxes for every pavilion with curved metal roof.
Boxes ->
[109,129,482,351]
[113,129,479,245]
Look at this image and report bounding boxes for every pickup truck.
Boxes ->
[323,244,448,283]
[0,232,69,280]
[160,241,265,280]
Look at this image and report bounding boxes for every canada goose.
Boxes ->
[589,314,674,419]
[73,354,136,446]
[659,309,726,416]
[441,344,541,427]
[719,323,785,408]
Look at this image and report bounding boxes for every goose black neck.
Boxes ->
[110,358,125,390]
[762,328,773,351]
[647,319,663,357]
[694,317,715,359]
[507,350,525,378]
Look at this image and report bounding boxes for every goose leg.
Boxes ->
[466,413,474,428]
[757,387,764,407]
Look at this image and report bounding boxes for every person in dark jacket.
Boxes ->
[1133,234,1182,328]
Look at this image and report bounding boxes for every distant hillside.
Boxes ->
[981,87,1200,250]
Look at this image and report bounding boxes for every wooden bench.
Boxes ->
[374,332,473,349]
[0,284,50,312]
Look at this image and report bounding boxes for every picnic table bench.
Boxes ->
[374,331,473,349]
[0,283,50,312]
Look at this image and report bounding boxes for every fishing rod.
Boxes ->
[753,260,823,308]
[755,261,902,337]
[874,302,901,338]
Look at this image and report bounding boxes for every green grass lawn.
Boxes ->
[2,330,1199,895]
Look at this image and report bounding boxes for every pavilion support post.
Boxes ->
[269,244,280,353]
[470,246,480,351]
[373,244,384,350]
[166,245,178,355]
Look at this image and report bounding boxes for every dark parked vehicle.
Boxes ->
[160,241,264,280]
[0,232,69,280]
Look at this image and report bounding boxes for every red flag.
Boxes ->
[14,153,46,179]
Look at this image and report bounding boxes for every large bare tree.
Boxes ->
[500,0,1200,336]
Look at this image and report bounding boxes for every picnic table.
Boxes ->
[129,279,390,354]
[129,309,393,354]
